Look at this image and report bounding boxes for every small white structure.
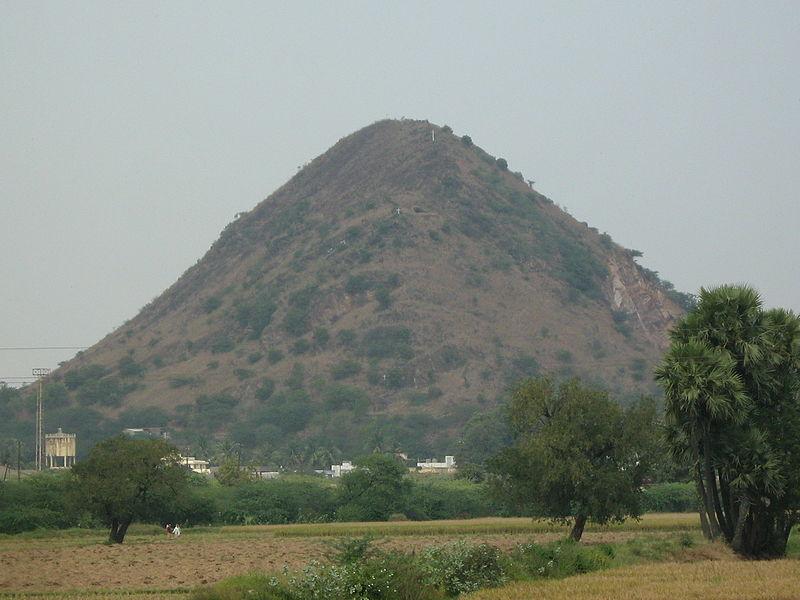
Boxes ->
[255,468,280,480]
[45,428,76,469]
[416,456,457,474]
[331,461,355,478]
[178,455,210,474]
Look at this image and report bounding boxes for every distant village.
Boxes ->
[37,427,458,479]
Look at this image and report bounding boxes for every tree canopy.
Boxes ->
[489,377,657,540]
[336,454,410,521]
[72,436,190,543]
[655,284,800,557]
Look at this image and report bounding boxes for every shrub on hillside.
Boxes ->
[362,326,413,359]
[330,359,362,380]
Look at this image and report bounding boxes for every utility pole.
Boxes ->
[32,368,50,471]
[17,440,21,481]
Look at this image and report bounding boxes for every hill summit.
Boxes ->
[31,119,689,461]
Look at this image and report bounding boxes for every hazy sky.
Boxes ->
[2,1,799,384]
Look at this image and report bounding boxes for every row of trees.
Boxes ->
[492,285,799,558]
[6,285,795,559]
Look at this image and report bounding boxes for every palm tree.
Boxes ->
[656,339,748,540]
[656,285,800,557]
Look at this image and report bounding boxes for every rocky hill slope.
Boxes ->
[16,120,690,461]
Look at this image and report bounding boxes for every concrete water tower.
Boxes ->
[45,428,76,469]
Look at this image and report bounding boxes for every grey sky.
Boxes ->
[2,1,799,383]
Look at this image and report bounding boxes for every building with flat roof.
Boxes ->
[416,456,456,474]
[45,428,76,469]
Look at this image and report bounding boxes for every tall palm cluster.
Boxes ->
[656,285,800,557]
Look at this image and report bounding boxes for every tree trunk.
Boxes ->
[108,517,132,544]
[696,468,720,539]
[696,488,711,539]
[731,496,749,553]
[720,476,738,539]
[570,515,587,542]
[709,467,731,541]
[699,432,721,539]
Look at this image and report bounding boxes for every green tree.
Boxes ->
[337,454,411,521]
[72,437,189,543]
[489,377,657,541]
[215,456,254,486]
[655,285,800,557]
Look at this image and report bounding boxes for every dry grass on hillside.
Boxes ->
[466,559,800,600]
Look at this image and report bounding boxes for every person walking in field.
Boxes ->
[165,523,173,536]
[172,524,181,537]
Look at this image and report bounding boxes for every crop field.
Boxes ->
[0,514,795,600]
[465,559,800,600]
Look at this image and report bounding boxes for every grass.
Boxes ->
[264,514,700,538]
[0,515,700,549]
[464,559,800,600]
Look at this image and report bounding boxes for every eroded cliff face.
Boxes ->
[606,256,682,348]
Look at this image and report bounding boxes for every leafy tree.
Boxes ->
[215,456,254,486]
[655,285,800,557]
[72,437,189,543]
[489,377,657,541]
[456,407,512,480]
[337,454,411,521]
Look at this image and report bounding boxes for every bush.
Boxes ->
[322,384,369,413]
[234,292,278,339]
[255,379,275,401]
[224,477,336,525]
[511,539,611,579]
[201,296,222,313]
[210,335,235,354]
[375,287,392,310]
[267,349,284,364]
[641,482,698,512]
[420,541,505,595]
[337,329,357,348]
[461,135,472,146]
[313,327,330,348]
[234,368,254,380]
[64,364,110,390]
[406,479,496,520]
[496,157,508,170]
[330,359,362,380]
[362,326,413,359]
[118,355,145,378]
[291,339,311,355]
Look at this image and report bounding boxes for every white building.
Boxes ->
[416,455,457,474]
[178,455,210,474]
[331,461,355,477]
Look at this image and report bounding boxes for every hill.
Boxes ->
[3,120,691,463]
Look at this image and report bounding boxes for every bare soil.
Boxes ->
[0,531,651,594]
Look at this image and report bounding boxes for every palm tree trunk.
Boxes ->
[696,435,720,539]
[709,466,731,541]
[696,480,711,539]
[731,496,749,553]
